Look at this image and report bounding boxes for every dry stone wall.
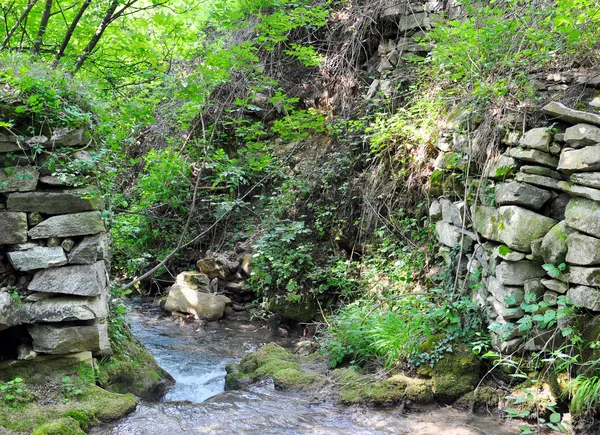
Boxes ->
[0,129,111,361]
[430,102,600,355]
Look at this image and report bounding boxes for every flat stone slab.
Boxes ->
[566,232,600,266]
[0,166,38,193]
[7,189,104,214]
[507,147,558,168]
[29,211,105,239]
[495,260,546,286]
[7,246,67,271]
[570,172,600,189]
[0,212,28,244]
[487,276,524,306]
[558,145,600,172]
[567,285,600,311]
[495,181,552,210]
[541,279,569,294]
[473,205,557,253]
[49,128,85,147]
[519,127,551,151]
[543,102,600,127]
[515,172,561,190]
[565,124,600,148]
[28,261,107,297]
[520,165,563,180]
[557,181,600,201]
[68,233,109,265]
[562,266,600,287]
[29,322,110,355]
[565,197,600,238]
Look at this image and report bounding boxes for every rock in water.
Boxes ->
[164,284,231,320]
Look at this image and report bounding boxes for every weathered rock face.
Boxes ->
[558,146,600,172]
[175,271,210,291]
[507,147,558,168]
[28,322,110,355]
[68,233,109,264]
[163,284,231,320]
[519,127,551,151]
[0,212,28,244]
[7,189,104,214]
[567,285,600,311]
[564,124,600,148]
[28,211,105,239]
[495,181,552,210]
[543,102,600,126]
[0,166,39,192]
[566,232,600,266]
[540,221,572,265]
[565,197,600,238]
[483,155,517,179]
[495,260,546,286]
[196,255,239,279]
[28,261,107,297]
[570,172,600,189]
[563,266,600,287]
[7,246,67,271]
[435,220,476,250]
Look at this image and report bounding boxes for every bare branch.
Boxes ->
[32,0,52,53]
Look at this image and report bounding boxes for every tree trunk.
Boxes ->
[32,0,52,53]
[1,0,37,50]
[52,0,91,66]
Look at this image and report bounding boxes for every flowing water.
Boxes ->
[91,305,519,435]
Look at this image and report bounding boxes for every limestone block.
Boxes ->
[68,233,109,264]
[7,189,104,214]
[507,147,558,168]
[565,123,600,148]
[565,197,600,238]
[29,211,105,239]
[566,232,600,266]
[28,261,107,297]
[558,145,600,172]
[175,271,210,291]
[570,172,600,189]
[472,205,557,253]
[25,293,108,324]
[483,155,517,180]
[520,165,563,180]
[563,266,600,287]
[540,221,573,265]
[495,181,552,210]
[0,212,28,244]
[488,296,523,319]
[487,276,524,306]
[49,128,85,147]
[29,322,110,355]
[541,279,569,294]
[519,127,551,151]
[163,284,231,320]
[440,198,466,226]
[435,221,476,251]
[495,260,546,286]
[557,181,600,201]
[514,172,561,190]
[0,166,38,193]
[567,285,600,311]
[524,279,546,300]
[7,246,67,271]
[543,102,600,127]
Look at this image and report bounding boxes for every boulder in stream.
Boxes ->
[163,284,231,320]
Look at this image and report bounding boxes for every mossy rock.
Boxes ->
[97,323,174,401]
[31,417,85,435]
[272,368,319,389]
[456,386,503,408]
[416,340,481,403]
[269,300,321,322]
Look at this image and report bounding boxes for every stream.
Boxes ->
[91,305,520,435]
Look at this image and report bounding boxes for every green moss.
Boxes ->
[224,372,253,390]
[254,359,300,378]
[62,410,93,430]
[272,368,319,389]
[31,417,85,435]
[457,386,502,408]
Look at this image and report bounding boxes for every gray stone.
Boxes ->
[549,143,562,155]
[541,279,569,294]
[28,212,44,226]
[434,137,452,152]
[541,221,573,264]
[7,189,104,215]
[8,242,39,251]
[29,323,110,355]
[523,327,565,351]
[519,128,551,151]
[520,165,563,180]
[434,152,467,171]
[557,181,600,201]
[558,145,600,172]
[548,193,571,221]
[483,155,517,180]
[175,271,210,292]
[28,261,107,297]
[472,205,557,253]
[0,212,28,244]
[39,175,78,187]
[435,221,476,251]
[382,10,430,32]
[197,255,239,279]
[487,276,524,306]
[507,147,558,168]
[565,124,600,148]
[440,198,466,226]
[24,292,51,302]
[529,238,544,261]
[563,266,600,287]
[524,279,546,300]
[515,172,561,190]
[61,238,75,252]
[163,285,231,320]
[495,181,552,210]
[0,140,22,153]
[503,131,522,146]
[0,166,38,193]
[29,211,105,239]
[68,233,109,265]
[49,128,85,147]
[496,245,526,262]
[565,197,600,238]
[489,296,523,319]
[429,200,442,220]
[544,291,560,306]
[567,285,600,311]
[17,344,37,361]
[543,102,600,127]
[495,260,546,286]
[492,335,524,354]
[570,172,600,189]
[7,246,68,271]
[241,254,252,277]
[46,237,62,247]
[566,232,600,266]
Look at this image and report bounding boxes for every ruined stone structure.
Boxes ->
[430,102,600,354]
[0,128,111,361]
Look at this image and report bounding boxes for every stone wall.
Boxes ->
[0,129,111,361]
[430,101,600,354]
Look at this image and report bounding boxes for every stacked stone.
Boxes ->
[455,102,600,354]
[0,129,111,360]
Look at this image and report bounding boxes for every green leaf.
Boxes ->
[550,412,561,423]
